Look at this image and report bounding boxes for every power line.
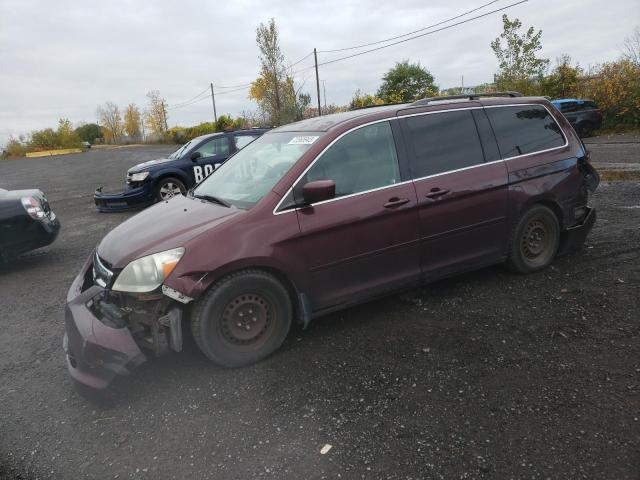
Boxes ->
[166,94,210,111]
[288,50,314,69]
[167,86,210,109]
[318,0,501,54]
[316,0,527,68]
[212,82,253,89]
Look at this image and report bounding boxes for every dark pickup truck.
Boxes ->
[552,99,602,137]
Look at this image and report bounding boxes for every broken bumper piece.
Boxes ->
[94,183,154,212]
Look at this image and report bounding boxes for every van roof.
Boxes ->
[271,94,551,133]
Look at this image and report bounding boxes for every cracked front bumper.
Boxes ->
[63,256,146,390]
[94,183,154,212]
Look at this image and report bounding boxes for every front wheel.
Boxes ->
[506,205,560,273]
[155,177,186,202]
[191,270,292,367]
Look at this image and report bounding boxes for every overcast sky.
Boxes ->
[0,0,638,146]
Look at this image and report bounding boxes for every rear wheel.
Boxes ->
[576,121,593,138]
[507,205,560,273]
[155,177,186,202]
[191,270,292,367]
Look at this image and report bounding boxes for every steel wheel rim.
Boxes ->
[521,218,550,260]
[160,182,182,199]
[220,293,272,346]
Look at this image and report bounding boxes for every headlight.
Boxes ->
[129,171,149,182]
[112,247,185,293]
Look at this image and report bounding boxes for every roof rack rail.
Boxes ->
[411,91,523,107]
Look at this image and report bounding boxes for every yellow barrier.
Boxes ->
[26,148,84,158]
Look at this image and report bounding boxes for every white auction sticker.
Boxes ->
[288,136,319,145]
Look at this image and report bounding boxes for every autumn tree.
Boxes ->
[491,15,549,94]
[250,19,309,125]
[97,102,124,143]
[540,55,583,99]
[376,60,438,103]
[124,103,142,140]
[581,59,640,128]
[145,90,168,137]
[349,89,384,109]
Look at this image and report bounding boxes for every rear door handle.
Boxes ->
[383,197,410,209]
[425,188,450,199]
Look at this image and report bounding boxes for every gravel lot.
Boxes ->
[1,142,639,479]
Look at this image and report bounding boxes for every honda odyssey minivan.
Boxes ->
[64,93,599,390]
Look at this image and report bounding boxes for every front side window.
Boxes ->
[485,105,565,159]
[193,131,322,209]
[295,121,400,201]
[403,110,485,179]
[194,137,230,157]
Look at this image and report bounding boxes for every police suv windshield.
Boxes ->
[192,131,322,209]
[168,140,194,160]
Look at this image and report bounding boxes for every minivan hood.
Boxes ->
[97,195,243,268]
[128,157,174,173]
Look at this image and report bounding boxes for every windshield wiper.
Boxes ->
[193,193,231,208]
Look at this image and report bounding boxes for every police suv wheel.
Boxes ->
[191,270,292,368]
[507,205,560,273]
[155,177,186,202]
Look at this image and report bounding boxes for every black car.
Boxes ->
[551,99,603,137]
[0,188,60,262]
[94,128,270,211]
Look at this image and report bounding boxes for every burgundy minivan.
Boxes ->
[64,94,599,390]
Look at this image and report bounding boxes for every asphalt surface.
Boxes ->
[0,142,639,479]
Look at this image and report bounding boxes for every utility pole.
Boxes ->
[314,48,321,116]
[461,75,464,93]
[161,101,168,132]
[322,80,327,112]
[210,83,218,124]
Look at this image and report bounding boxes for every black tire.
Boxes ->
[506,205,560,273]
[154,177,186,202]
[191,270,292,367]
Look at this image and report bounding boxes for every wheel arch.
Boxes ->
[175,259,309,326]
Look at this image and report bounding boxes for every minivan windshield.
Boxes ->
[192,131,322,209]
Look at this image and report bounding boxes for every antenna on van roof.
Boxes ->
[411,91,522,106]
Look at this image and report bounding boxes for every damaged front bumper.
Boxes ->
[94,182,154,212]
[63,254,184,390]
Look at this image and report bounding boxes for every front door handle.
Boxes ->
[383,197,410,209]
[425,188,450,199]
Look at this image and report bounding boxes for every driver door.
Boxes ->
[191,136,232,183]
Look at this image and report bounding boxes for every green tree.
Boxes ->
[56,118,81,148]
[490,15,549,94]
[541,55,583,99]
[74,123,103,143]
[376,60,438,103]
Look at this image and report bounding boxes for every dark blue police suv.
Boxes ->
[94,128,269,211]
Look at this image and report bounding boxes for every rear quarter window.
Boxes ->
[485,105,565,159]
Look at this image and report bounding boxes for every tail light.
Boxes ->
[21,196,46,219]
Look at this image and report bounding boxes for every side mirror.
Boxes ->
[190,151,202,161]
[302,180,335,205]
